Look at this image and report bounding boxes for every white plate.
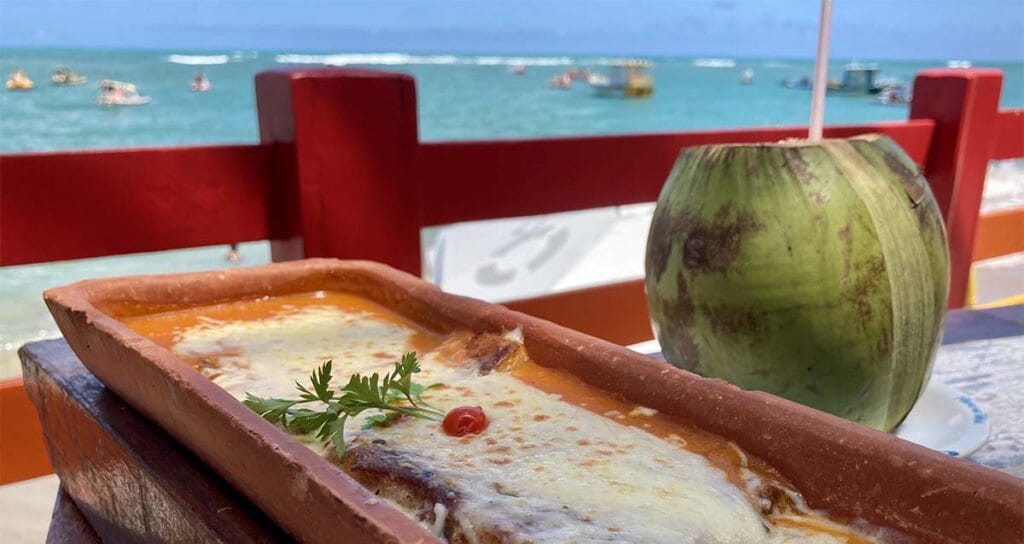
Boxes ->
[627,340,990,458]
[892,381,990,457]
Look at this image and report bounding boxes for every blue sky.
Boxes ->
[1,0,1022,61]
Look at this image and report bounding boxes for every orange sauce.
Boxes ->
[123,290,877,544]
[123,291,443,357]
[512,360,763,486]
[775,517,876,544]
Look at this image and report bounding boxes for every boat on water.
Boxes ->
[548,72,572,89]
[875,77,903,89]
[191,71,212,92]
[739,68,754,85]
[51,66,87,86]
[780,63,884,94]
[834,62,885,93]
[947,60,972,69]
[567,67,590,82]
[6,69,34,91]
[589,59,653,98]
[97,80,151,106]
[876,85,912,106]
[781,75,811,89]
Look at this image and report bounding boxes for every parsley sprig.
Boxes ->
[243,352,443,456]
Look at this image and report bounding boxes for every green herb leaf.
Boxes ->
[243,394,299,424]
[243,353,444,455]
[287,408,334,434]
[362,411,404,430]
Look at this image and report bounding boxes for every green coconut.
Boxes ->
[644,134,949,431]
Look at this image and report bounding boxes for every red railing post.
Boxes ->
[910,69,1003,308]
[255,69,423,274]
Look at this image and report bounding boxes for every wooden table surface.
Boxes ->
[20,340,290,543]
[930,306,1024,477]
[20,305,1024,543]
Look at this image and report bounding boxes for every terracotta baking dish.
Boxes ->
[43,259,1021,544]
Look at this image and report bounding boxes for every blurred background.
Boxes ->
[8,0,1024,374]
[2,0,1022,376]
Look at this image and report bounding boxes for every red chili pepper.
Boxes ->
[443,406,488,436]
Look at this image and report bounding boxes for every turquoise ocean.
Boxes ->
[3,49,1022,151]
[1,48,1022,375]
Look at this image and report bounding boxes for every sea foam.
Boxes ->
[275,53,574,67]
[693,58,736,68]
[166,54,230,65]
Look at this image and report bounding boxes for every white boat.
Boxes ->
[51,67,88,86]
[190,71,212,92]
[96,80,151,106]
[739,68,754,85]
[875,77,904,88]
[946,60,972,69]
[836,62,884,93]
[875,85,912,106]
[589,59,653,98]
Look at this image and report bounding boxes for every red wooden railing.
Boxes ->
[1,67,1022,484]
[416,122,936,225]
[2,69,1019,302]
[1,145,276,265]
[992,109,1024,161]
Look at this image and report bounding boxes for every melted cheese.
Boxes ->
[125,292,877,544]
[361,372,783,543]
[172,305,436,399]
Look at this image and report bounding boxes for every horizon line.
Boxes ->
[1,46,1021,65]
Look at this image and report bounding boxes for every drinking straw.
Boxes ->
[809,0,833,141]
